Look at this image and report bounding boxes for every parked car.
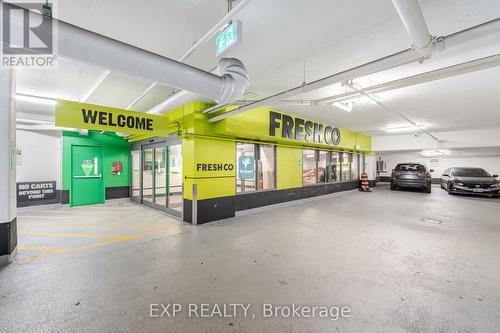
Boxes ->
[441,167,500,197]
[391,163,433,193]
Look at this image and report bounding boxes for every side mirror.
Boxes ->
[493,174,499,178]
[430,169,434,173]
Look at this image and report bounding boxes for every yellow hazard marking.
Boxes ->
[17,222,179,230]
[18,231,135,240]
[16,225,184,264]
[32,210,146,215]
[18,215,164,221]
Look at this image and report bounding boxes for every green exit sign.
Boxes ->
[216,20,242,57]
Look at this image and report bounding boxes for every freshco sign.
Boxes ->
[269,111,341,145]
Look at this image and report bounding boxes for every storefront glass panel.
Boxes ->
[341,152,351,181]
[168,144,183,212]
[303,149,317,185]
[258,145,276,190]
[142,148,154,204]
[154,146,167,207]
[351,153,359,180]
[318,151,328,183]
[131,150,141,201]
[328,152,339,182]
[236,143,256,193]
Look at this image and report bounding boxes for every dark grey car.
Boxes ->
[441,167,500,197]
[391,163,433,193]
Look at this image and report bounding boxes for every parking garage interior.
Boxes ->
[1,0,500,332]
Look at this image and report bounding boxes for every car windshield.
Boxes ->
[396,164,425,172]
[452,168,490,177]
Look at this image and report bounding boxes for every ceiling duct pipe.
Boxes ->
[149,58,250,115]
[391,0,434,56]
[147,0,253,115]
[2,2,249,104]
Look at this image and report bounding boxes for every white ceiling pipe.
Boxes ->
[148,91,211,114]
[16,118,53,125]
[3,2,248,104]
[392,0,433,52]
[150,58,249,114]
[315,53,500,104]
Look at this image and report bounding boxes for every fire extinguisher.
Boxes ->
[112,161,122,175]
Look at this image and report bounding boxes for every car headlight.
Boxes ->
[455,182,464,186]
[491,183,499,188]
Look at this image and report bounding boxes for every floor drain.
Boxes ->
[422,218,442,224]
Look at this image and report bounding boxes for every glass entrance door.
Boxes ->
[154,146,167,208]
[142,148,154,205]
[136,143,182,216]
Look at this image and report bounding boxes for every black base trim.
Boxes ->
[105,186,130,199]
[183,196,236,224]
[0,218,17,256]
[61,190,69,204]
[236,181,359,211]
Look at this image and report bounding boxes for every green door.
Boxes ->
[71,145,104,206]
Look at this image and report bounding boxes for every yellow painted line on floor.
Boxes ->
[18,231,135,240]
[32,210,146,215]
[16,224,185,264]
[18,222,178,230]
[18,215,163,221]
[17,245,73,253]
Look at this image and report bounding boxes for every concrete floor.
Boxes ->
[1,185,499,332]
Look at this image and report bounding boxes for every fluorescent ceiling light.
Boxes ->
[421,149,451,157]
[385,125,428,133]
[16,94,56,106]
[332,101,353,112]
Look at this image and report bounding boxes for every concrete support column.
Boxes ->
[0,69,17,266]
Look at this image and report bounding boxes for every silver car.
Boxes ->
[441,167,500,197]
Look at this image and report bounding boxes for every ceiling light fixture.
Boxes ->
[16,94,57,106]
[331,101,353,112]
[421,149,451,157]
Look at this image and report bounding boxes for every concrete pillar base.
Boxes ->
[0,218,17,266]
[0,247,17,267]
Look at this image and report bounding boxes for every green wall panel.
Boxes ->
[62,131,130,191]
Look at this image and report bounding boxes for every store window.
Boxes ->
[236,143,276,193]
[328,152,339,182]
[351,153,359,180]
[302,149,317,185]
[340,152,351,181]
[236,143,256,193]
[258,145,276,190]
[318,151,328,183]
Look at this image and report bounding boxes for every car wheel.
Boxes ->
[447,182,454,195]
[424,186,431,193]
[390,183,396,190]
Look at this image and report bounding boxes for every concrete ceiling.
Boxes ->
[15,0,500,136]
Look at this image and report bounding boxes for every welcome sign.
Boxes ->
[55,100,170,136]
